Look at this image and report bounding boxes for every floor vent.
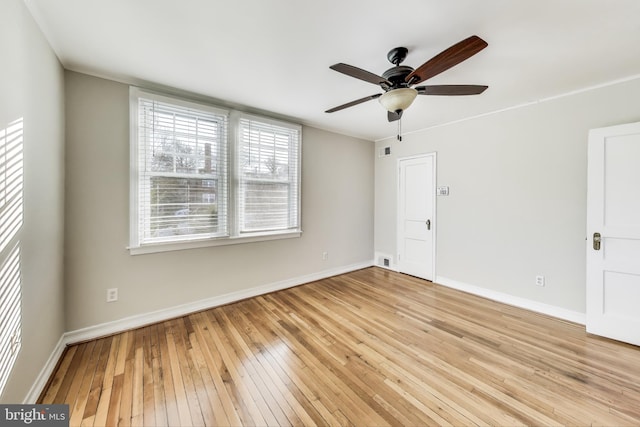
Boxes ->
[378,255,392,268]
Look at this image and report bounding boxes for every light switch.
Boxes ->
[437,186,450,196]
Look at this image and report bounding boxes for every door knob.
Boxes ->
[426,219,431,230]
[593,232,601,251]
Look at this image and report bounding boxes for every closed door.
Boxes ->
[586,121,640,346]
[397,154,435,281]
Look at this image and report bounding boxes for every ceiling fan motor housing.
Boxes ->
[382,66,414,90]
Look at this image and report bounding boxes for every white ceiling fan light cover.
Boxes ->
[378,88,418,112]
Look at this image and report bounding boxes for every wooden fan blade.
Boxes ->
[388,110,403,122]
[330,63,391,86]
[416,84,488,96]
[406,35,488,85]
[325,93,382,113]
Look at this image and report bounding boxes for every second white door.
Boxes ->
[397,154,435,281]
[586,121,640,346]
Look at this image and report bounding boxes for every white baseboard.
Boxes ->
[23,335,66,404]
[64,261,374,345]
[435,276,586,325]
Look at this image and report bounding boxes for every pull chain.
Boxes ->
[397,117,402,142]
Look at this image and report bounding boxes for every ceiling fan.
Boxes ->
[325,35,489,123]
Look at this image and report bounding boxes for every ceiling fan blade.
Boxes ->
[330,63,391,86]
[388,110,402,122]
[325,93,382,113]
[406,35,488,85]
[416,84,488,96]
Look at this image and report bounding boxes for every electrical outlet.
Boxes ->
[322,251,328,261]
[535,276,545,287]
[107,288,118,302]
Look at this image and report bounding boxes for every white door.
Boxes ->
[586,121,640,346]
[397,154,435,281]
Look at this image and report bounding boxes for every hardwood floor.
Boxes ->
[40,267,640,426]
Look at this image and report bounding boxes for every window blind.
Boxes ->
[136,96,228,245]
[237,116,300,233]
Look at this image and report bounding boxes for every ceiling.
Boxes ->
[25,0,640,141]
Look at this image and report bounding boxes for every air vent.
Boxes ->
[377,254,393,268]
[378,146,391,158]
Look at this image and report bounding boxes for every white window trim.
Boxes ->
[129,88,302,255]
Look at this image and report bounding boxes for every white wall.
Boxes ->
[375,78,640,314]
[64,71,374,331]
[0,0,65,402]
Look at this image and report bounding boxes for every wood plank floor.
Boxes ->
[40,267,640,426]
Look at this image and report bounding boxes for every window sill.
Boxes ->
[128,230,302,255]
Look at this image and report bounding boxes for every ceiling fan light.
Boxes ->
[378,88,418,112]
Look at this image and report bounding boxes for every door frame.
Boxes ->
[396,152,437,280]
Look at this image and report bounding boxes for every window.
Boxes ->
[130,89,301,254]
[238,116,300,234]
[131,91,228,247]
